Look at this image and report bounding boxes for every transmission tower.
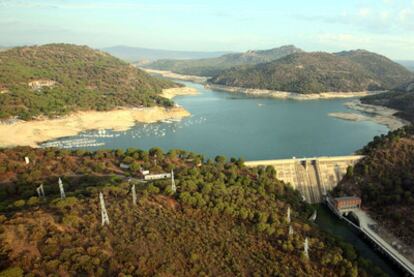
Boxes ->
[99,192,110,226]
[289,225,294,236]
[36,184,45,198]
[171,170,176,193]
[287,206,291,224]
[131,184,137,205]
[304,237,309,259]
[58,178,66,199]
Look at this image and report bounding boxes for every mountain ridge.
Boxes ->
[145,45,304,77]
[103,45,231,62]
[209,50,413,93]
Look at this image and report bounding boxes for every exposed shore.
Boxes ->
[141,68,208,84]
[0,85,198,148]
[206,83,385,100]
[161,86,198,99]
[0,106,190,148]
[329,99,409,130]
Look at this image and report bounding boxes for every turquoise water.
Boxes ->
[45,81,388,159]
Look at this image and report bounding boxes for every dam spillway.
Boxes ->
[245,155,364,203]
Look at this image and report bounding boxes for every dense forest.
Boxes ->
[0,147,385,276]
[362,80,414,123]
[145,45,303,77]
[335,126,414,247]
[209,51,413,93]
[0,44,178,120]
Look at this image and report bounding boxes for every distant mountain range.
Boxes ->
[209,50,413,93]
[102,45,230,62]
[397,60,414,72]
[145,45,303,77]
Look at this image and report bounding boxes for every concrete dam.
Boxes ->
[245,155,364,203]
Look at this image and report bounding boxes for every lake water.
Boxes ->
[43,81,388,160]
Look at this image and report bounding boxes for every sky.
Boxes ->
[0,0,413,59]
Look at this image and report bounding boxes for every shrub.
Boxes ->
[13,199,25,208]
[0,267,23,277]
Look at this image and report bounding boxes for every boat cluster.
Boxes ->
[128,116,208,139]
[80,129,121,138]
[41,138,105,149]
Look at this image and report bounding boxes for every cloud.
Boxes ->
[357,8,371,18]
[311,32,414,59]
[297,2,414,33]
[0,0,207,12]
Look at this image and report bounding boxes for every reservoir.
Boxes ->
[44,81,388,160]
[44,81,399,275]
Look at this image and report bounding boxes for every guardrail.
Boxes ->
[339,211,414,275]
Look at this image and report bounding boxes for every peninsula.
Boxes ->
[0,44,198,147]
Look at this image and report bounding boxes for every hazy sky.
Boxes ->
[0,0,413,59]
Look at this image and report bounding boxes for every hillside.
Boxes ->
[103,45,229,62]
[334,126,414,247]
[0,44,178,120]
[336,50,413,89]
[209,52,402,93]
[145,45,303,77]
[0,147,384,276]
[362,80,414,123]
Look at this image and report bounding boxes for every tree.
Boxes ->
[0,267,23,277]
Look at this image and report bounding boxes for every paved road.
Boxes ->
[351,209,414,275]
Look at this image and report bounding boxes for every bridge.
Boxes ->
[245,155,364,203]
[327,197,414,276]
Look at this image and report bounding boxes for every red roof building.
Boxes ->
[333,196,361,210]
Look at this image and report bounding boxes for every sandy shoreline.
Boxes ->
[0,85,199,148]
[141,68,208,84]
[206,83,385,100]
[0,106,190,148]
[161,86,198,99]
[329,100,409,130]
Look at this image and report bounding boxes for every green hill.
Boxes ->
[336,50,413,89]
[334,126,414,248]
[0,147,384,276]
[0,44,178,120]
[209,51,413,93]
[145,45,303,77]
[362,80,414,123]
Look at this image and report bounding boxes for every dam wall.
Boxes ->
[245,155,364,203]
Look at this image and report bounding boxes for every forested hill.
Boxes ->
[0,44,178,120]
[145,45,303,77]
[209,51,413,93]
[334,126,414,248]
[335,50,413,89]
[0,147,384,276]
[362,80,414,123]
